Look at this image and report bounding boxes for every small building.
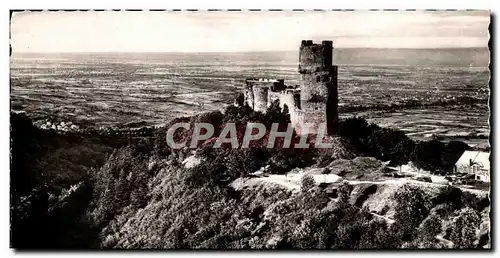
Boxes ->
[454,150,490,182]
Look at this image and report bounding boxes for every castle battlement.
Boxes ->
[245,78,283,83]
[243,40,339,135]
[298,40,334,75]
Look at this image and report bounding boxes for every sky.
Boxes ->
[10,10,490,53]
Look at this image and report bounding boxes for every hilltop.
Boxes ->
[10,101,490,249]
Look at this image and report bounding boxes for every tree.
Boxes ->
[337,117,417,166]
[359,220,399,249]
[417,213,443,248]
[388,134,415,166]
[450,207,480,249]
[434,185,463,210]
[265,99,290,125]
[411,140,446,172]
[301,174,316,192]
[337,181,354,209]
[338,117,370,146]
[235,93,245,106]
[393,184,429,242]
[442,141,471,173]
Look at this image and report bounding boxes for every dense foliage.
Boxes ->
[10,113,122,248]
[10,103,488,249]
[338,117,472,173]
[90,155,487,249]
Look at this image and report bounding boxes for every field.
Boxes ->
[10,49,490,148]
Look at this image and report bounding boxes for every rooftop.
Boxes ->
[456,150,490,170]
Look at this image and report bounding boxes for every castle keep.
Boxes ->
[244,40,339,135]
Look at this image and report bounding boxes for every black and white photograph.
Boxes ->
[9,9,491,250]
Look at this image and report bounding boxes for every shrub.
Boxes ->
[434,185,463,210]
[450,207,481,248]
[430,203,453,218]
[301,175,316,192]
[461,191,490,212]
[418,213,443,247]
[338,117,370,142]
[337,181,354,209]
[393,184,429,241]
[335,220,363,249]
[269,148,317,174]
[359,220,398,249]
[184,157,227,187]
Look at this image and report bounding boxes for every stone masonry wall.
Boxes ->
[244,84,255,109]
[253,86,269,113]
[298,40,338,135]
[245,79,276,112]
[242,40,338,135]
[267,90,303,127]
[267,91,281,108]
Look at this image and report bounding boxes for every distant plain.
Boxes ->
[10,48,490,148]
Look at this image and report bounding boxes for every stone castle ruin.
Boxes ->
[244,40,339,135]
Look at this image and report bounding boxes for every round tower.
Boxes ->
[253,86,269,113]
[298,40,338,135]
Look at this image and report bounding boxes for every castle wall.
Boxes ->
[253,86,269,113]
[298,40,333,74]
[300,71,331,102]
[266,89,305,128]
[326,66,339,135]
[291,109,306,134]
[244,84,255,108]
[301,102,327,135]
[242,40,339,136]
[278,92,294,111]
[298,40,338,135]
[245,79,278,111]
[267,91,281,108]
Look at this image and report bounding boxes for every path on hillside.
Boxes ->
[351,178,486,195]
[258,172,486,196]
[386,166,488,195]
[256,172,487,224]
[257,175,301,191]
[253,173,471,246]
[387,166,449,184]
[256,175,396,224]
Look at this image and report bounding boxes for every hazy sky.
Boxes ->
[11,10,490,53]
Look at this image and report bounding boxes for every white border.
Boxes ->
[4,0,499,10]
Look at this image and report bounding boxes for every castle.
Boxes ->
[243,40,339,135]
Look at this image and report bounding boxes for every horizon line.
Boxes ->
[11,46,490,55]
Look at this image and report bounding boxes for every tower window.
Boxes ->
[316,76,321,82]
